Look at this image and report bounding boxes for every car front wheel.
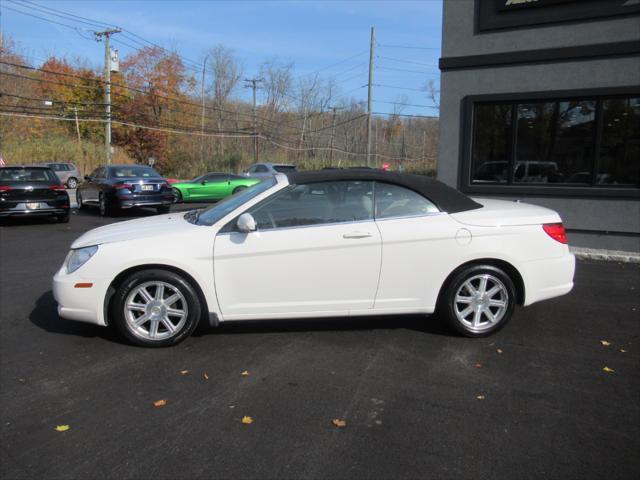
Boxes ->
[439,265,516,337]
[112,269,201,347]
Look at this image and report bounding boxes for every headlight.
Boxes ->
[65,245,98,274]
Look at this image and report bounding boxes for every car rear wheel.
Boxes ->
[99,193,113,217]
[172,188,182,203]
[66,177,78,189]
[232,185,247,194]
[113,269,201,347]
[76,190,84,209]
[439,265,516,337]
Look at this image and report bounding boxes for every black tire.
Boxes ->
[76,190,84,209]
[66,177,78,189]
[438,264,516,338]
[232,185,247,194]
[157,205,171,214]
[99,193,113,217]
[57,212,70,223]
[112,269,202,347]
[172,188,182,203]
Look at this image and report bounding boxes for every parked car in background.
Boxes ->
[245,162,297,180]
[39,162,81,189]
[172,173,261,203]
[0,165,70,222]
[76,164,173,217]
[53,170,575,347]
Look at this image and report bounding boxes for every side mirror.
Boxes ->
[201,180,207,185]
[236,213,257,233]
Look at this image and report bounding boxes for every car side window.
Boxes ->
[247,166,256,173]
[254,165,268,173]
[247,181,374,230]
[95,168,106,179]
[204,174,225,182]
[374,182,439,219]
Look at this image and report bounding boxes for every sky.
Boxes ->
[1,0,443,116]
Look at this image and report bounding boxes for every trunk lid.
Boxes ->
[451,198,561,227]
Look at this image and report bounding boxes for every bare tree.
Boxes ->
[205,44,242,155]
[422,79,440,109]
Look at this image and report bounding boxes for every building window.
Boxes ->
[469,95,639,191]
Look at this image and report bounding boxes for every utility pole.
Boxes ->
[244,78,261,163]
[366,26,375,168]
[328,106,343,166]
[95,28,121,165]
[200,54,210,166]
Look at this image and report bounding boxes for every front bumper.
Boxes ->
[53,267,107,326]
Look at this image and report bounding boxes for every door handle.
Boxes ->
[343,231,372,239]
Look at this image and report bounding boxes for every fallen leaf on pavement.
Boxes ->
[153,399,167,407]
[474,363,482,369]
[620,348,627,353]
[332,419,347,428]
[180,370,190,375]
[241,370,250,376]
[476,395,486,400]
[241,416,253,424]
[203,372,209,380]
[600,340,612,347]
[54,425,70,432]
[602,366,615,374]
[496,348,503,354]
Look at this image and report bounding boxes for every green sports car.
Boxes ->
[172,173,261,203]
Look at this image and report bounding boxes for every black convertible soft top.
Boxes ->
[284,169,482,214]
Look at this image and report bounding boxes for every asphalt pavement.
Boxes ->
[1,205,639,480]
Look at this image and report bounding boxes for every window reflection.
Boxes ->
[471,103,512,183]
[599,97,640,186]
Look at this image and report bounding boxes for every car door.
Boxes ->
[372,182,461,312]
[82,167,101,202]
[200,174,229,200]
[213,180,382,319]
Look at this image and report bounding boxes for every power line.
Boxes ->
[372,111,438,119]
[377,43,440,51]
[377,66,439,75]
[373,100,438,109]
[372,84,426,92]
[376,55,438,68]
[1,3,96,33]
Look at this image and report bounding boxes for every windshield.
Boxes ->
[0,167,58,183]
[274,165,297,173]
[109,166,162,179]
[188,178,276,226]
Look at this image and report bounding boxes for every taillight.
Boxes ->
[543,223,568,244]
[49,184,66,191]
[0,186,12,192]
[114,183,134,191]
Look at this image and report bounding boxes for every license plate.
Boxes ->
[141,185,154,191]
[26,202,39,210]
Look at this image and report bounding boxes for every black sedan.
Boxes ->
[0,165,70,222]
[76,164,174,216]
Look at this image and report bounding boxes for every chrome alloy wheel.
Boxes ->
[453,274,509,333]
[124,281,188,341]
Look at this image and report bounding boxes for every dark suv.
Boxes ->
[0,165,70,222]
[76,164,173,216]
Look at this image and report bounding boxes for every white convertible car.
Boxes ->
[53,170,575,347]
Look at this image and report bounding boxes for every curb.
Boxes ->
[571,247,640,264]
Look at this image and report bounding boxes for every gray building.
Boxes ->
[437,0,639,252]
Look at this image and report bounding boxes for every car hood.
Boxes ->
[71,212,196,248]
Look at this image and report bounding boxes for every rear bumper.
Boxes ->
[521,252,575,306]
[0,203,69,217]
[114,193,173,209]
